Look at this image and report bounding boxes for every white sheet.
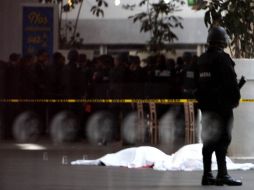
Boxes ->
[71,144,254,171]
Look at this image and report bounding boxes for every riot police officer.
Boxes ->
[62,49,83,99]
[182,52,198,99]
[196,26,242,186]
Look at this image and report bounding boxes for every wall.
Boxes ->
[0,0,38,61]
[230,59,254,158]
[75,17,207,45]
[67,0,206,19]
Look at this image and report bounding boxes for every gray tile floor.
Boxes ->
[0,141,253,190]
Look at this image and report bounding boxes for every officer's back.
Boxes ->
[182,52,198,99]
[62,49,82,99]
[197,27,240,112]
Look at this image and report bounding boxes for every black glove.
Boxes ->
[238,76,246,89]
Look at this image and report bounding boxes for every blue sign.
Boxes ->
[22,6,54,56]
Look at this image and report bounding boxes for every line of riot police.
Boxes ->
[0,49,198,143]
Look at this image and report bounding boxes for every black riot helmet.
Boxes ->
[207,26,229,48]
[67,48,79,62]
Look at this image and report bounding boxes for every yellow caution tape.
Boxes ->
[0,98,253,104]
[240,99,254,102]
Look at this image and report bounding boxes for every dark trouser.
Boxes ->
[201,110,233,177]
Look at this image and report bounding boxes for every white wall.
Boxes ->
[231,82,254,157]
[234,59,254,80]
[68,0,205,19]
[75,17,207,45]
[230,59,254,158]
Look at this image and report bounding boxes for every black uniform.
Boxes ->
[197,46,241,185]
[182,61,198,99]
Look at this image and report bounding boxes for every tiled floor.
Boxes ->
[0,141,253,190]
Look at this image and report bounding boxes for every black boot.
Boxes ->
[216,175,242,186]
[215,147,242,186]
[202,149,215,186]
[202,172,216,185]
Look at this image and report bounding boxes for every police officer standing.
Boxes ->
[196,26,242,186]
[182,52,198,99]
